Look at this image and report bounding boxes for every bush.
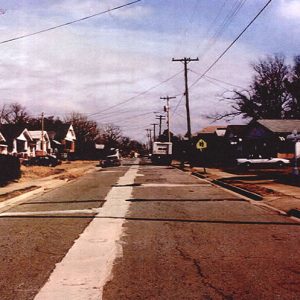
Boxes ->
[0,154,21,182]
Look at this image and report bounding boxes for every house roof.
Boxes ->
[257,119,300,134]
[200,126,227,133]
[28,130,49,140]
[53,124,72,140]
[194,125,227,136]
[0,124,30,141]
[225,125,248,137]
[0,131,6,142]
[47,124,74,141]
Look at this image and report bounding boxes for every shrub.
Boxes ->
[0,154,21,182]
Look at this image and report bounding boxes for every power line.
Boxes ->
[99,111,154,125]
[198,0,247,61]
[190,0,273,89]
[0,0,142,45]
[88,70,184,117]
[172,94,185,116]
[189,69,245,90]
[203,76,231,91]
[204,74,245,90]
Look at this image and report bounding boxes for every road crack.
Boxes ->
[176,246,233,299]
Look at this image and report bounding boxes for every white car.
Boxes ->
[237,156,290,168]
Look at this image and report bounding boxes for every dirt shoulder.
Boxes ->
[20,160,97,182]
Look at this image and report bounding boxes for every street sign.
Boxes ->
[196,139,207,151]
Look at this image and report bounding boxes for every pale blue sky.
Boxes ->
[0,0,298,139]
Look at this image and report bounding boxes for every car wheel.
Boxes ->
[244,162,251,168]
[277,161,284,168]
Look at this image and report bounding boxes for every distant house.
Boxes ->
[191,125,228,166]
[243,119,300,159]
[0,124,35,157]
[48,124,76,159]
[28,130,52,156]
[224,125,248,158]
[0,131,8,154]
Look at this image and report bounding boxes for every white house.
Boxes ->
[0,131,8,154]
[0,125,35,157]
[28,130,52,155]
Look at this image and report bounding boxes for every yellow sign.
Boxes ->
[196,139,207,151]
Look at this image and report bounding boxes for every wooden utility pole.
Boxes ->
[41,112,44,154]
[172,57,199,140]
[161,96,176,143]
[151,123,158,142]
[146,128,152,151]
[156,114,166,137]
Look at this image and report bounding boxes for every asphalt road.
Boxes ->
[0,164,129,300]
[0,158,299,300]
[103,159,300,300]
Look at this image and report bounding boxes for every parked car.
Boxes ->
[236,155,290,168]
[99,148,121,168]
[23,155,61,167]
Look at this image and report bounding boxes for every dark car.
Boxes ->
[23,155,61,167]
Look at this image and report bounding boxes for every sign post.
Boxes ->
[287,130,300,175]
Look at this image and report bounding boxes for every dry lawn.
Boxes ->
[20,160,97,182]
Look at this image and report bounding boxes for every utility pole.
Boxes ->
[172,57,199,140]
[41,112,44,155]
[161,96,176,143]
[146,128,152,151]
[151,123,158,142]
[156,114,166,137]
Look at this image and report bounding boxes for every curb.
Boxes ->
[0,186,44,214]
[287,209,300,219]
[210,179,263,201]
[175,166,300,220]
[191,171,263,201]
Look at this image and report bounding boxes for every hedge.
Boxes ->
[0,154,21,182]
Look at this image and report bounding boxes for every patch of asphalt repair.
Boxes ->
[34,163,139,300]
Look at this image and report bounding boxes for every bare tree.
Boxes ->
[0,102,31,124]
[286,55,300,118]
[98,123,122,149]
[209,54,291,121]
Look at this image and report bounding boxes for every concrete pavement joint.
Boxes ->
[0,212,299,225]
[189,170,300,223]
[0,166,99,214]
